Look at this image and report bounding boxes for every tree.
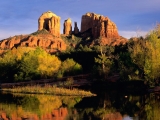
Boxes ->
[0,47,35,82]
[129,24,160,86]
[37,53,61,78]
[20,47,61,80]
[57,58,82,77]
[94,45,114,79]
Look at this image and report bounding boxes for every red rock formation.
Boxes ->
[38,11,61,37]
[74,22,79,34]
[28,36,38,47]
[93,36,127,46]
[0,11,128,54]
[0,34,67,54]
[81,12,119,39]
[0,37,21,49]
[8,37,21,49]
[50,39,66,50]
[63,18,72,35]
[0,39,8,49]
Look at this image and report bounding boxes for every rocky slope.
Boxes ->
[0,30,66,54]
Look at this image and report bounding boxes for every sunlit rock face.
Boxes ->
[81,12,119,39]
[38,11,61,37]
[63,18,72,35]
[0,36,27,49]
[0,34,67,54]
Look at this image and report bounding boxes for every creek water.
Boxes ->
[0,90,160,120]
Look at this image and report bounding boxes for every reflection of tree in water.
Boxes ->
[18,96,40,112]
[0,93,83,120]
[74,91,160,120]
[74,92,119,120]
[138,93,160,120]
[0,92,160,120]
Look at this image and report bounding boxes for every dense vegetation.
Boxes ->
[0,24,160,87]
[0,47,82,83]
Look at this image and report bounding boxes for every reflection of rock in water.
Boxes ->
[0,107,68,120]
[104,112,122,120]
[41,107,68,120]
[0,112,8,120]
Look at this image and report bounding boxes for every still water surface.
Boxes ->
[0,90,160,120]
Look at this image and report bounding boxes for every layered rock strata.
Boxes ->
[38,11,61,37]
[81,12,119,39]
[0,34,67,53]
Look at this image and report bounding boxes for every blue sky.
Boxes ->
[0,0,160,40]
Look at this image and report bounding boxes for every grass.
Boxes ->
[1,85,96,96]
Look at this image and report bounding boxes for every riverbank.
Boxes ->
[1,85,96,96]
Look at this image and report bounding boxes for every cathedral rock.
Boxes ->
[38,11,61,37]
[81,13,119,39]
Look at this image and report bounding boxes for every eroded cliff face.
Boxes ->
[63,18,72,35]
[0,33,67,54]
[38,11,61,37]
[81,12,119,39]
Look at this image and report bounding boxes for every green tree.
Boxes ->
[94,45,114,79]
[57,58,82,77]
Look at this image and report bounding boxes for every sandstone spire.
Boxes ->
[81,12,119,39]
[38,11,61,37]
[63,18,72,35]
[74,22,79,34]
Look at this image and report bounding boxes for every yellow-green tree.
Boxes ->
[37,51,61,78]
[0,47,61,82]
[0,47,33,82]
[20,47,61,80]
[144,25,160,83]
[129,24,160,86]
